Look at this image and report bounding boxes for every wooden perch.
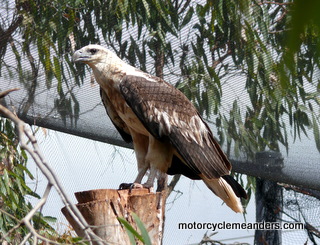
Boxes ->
[62,189,166,244]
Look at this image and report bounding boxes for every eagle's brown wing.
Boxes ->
[120,75,231,179]
[100,88,132,143]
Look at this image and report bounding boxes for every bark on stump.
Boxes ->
[61,189,166,245]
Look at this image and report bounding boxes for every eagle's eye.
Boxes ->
[89,48,97,55]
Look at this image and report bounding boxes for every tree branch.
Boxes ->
[0,88,20,99]
[255,1,293,6]
[167,174,181,197]
[0,15,23,59]
[212,48,232,70]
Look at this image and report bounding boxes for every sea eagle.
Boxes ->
[73,45,247,213]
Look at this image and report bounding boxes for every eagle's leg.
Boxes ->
[133,165,148,184]
[157,172,168,192]
[142,165,158,188]
[119,130,149,190]
[132,132,149,187]
[143,135,173,189]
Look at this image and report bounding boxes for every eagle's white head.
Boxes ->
[72,44,123,68]
[72,44,150,84]
[72,44,130,85]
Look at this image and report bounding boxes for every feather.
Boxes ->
[100,88,132,143]
[202,176,244,213]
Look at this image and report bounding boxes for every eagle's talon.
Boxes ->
[118,183,143,191]
[118,183,133,190]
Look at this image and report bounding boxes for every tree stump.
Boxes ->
[61,189,166,244]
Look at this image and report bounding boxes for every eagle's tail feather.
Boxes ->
[203,176,244,213]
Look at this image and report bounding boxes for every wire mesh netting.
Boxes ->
[281,187,320,244]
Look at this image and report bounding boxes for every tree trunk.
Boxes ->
[62,189,166,245]
[254,151,283,245]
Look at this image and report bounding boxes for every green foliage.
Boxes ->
[118,212,152,245]
[180,0,320,159]
[0,118,54,242]
[0,117,86,243]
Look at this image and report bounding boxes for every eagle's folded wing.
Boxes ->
[100,88,132,143]
[120,74,231,179]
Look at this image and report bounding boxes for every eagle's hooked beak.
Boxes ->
[72,49,90,63]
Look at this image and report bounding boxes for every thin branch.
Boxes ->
[0,15,23,59]
[167,174,181,197]
[212,48,232,70]
[0,88,20,98]
[255,1,293,6]
[279,183,320,200]
[20,43,38,117]
[23,183,52,223]
[20,233,32,245]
